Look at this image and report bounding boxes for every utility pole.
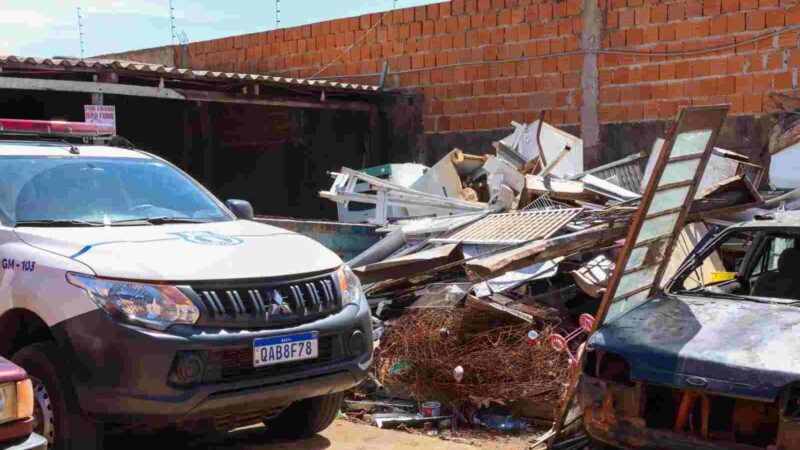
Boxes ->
[393,0,397,9]
[169,0,177,45]
[275,0,281,29]
[76,7,85,59]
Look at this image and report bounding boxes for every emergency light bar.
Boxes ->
[0,119,115,137]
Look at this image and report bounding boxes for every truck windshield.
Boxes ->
[0,156,230,226]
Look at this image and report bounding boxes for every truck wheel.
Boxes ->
[264,391,344,439]
[12,343,102,450]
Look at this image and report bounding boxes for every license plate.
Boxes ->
[253,332,319,367]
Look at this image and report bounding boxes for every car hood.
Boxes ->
[590,294,800,401]
[14,220,343,281]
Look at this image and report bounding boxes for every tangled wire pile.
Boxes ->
[376,306,571,404]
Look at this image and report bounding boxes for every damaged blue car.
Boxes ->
[580,213,800,449]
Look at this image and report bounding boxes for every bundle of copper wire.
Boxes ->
[376,306,571,404]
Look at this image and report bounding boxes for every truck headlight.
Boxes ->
[0,380,32,425]
[336,265,363,306]
[67,273,200,330]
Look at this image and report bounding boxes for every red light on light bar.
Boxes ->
[0,119,115,137]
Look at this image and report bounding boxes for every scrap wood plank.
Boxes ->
[464,222,629,281]
[354,243,464,284]
[465,295,533,323]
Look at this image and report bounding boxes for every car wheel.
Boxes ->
[263,391,344,439]
[12,342,103,450]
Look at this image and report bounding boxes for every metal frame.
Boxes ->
[548,105,730,448]
[595,105,729,326]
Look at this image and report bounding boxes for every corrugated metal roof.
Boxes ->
[0,55,381,93]
[431,209,583,245]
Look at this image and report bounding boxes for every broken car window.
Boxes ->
[671,230,800,302]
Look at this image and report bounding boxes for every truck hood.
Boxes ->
[14,220,343,281]
[590,294,800,401]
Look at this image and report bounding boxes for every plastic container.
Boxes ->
[421,401,441,418]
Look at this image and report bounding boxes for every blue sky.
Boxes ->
[1,0,438,58]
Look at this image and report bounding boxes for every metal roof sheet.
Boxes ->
[0,55,381,93]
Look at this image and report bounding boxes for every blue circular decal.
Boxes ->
[170,231,244,246]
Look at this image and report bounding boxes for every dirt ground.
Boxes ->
[106,419,540,449]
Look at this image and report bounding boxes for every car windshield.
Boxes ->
[0,156,230,226]
[670,229,800,304]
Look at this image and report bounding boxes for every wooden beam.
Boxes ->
[173,88,372,112]
[0,75,185,99]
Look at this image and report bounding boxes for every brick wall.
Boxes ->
[182,0,585,135]
[598,0,800,122]
[116,0,800,158]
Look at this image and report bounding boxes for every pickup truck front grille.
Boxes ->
[186,272,341,327]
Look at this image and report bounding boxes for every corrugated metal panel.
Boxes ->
[0,55,380,93]
[431,209,582,245]
[592,163,643,193]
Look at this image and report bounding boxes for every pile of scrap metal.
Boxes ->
[322,118,770,322]
[327,111,792,439]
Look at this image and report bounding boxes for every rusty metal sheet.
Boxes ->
[431,208,582,245]
[0,55,381,92]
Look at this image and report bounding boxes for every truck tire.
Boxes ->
[264,391,344,439]
[12,342,102,450]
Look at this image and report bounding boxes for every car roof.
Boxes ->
[735,211,800,230]
[0,141,151,159]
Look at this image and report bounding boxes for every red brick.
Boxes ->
[724,13,744,33]
[747,11,766,29]
[660,62,677,79]
[690,60,709,78]
[740,0,758,8]
[675,60,692,78]
[766,9,786,27]
[636,7,651,25]
[626,28,644,45]
[790,49,800,67]
[651,4,668,22]
[775,71,794,90]
[540,2,553,20]
[753,72,771,91]
[727,55,746,74]
[716,75,736,94]
[567,0,582,16]
[704,0,722,15]
[722,0,740,12]
[668,3,686,21]
[643,64,661,80]
[659,24,676,41]
[675,21,693,40]
[709,16,727,35]
[779,30,799,48]
[607,10,619,28]
[742,93,762,113]
[709,58,727,75]
[619,9,634,27]
[788,7,800,25]
[735,74,753,93]
[643,26,660,43]
[693,19,710,37]
[687,1,704,17]
[768,52,784,70]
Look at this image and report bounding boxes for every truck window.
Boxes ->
[0,156,230,226]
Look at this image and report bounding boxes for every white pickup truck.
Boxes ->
[0,119,372,449]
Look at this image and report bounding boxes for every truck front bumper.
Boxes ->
[52,299,373,429]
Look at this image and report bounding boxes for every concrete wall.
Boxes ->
[110,0,800,164]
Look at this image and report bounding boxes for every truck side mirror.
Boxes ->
[225,199,254,220]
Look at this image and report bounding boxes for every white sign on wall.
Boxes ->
[84,105,116,132]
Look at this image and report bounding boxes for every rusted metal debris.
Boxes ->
[323,109,787,437]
